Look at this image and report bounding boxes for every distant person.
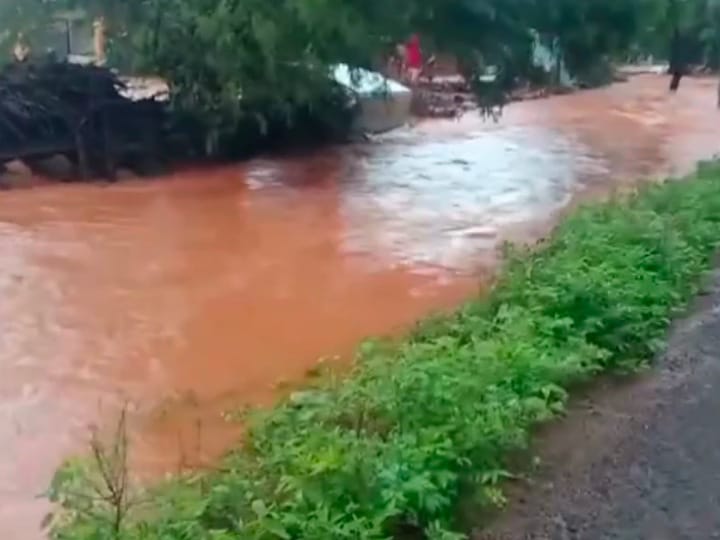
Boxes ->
[93,16,107,66]
[404,34,423,84]
[12,32,30,63]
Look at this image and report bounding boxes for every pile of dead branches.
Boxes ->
[0,60,129,148]
[0,60,169,179]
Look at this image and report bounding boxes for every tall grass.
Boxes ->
[50,162,720,540]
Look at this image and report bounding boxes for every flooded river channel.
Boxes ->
[2,75,720,538]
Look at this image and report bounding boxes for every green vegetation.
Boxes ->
[630,0,720,68]
[6,1,720,124]
[1,0,689,156]
[49,162,720,539]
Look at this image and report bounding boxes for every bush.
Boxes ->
[50,162,720,539]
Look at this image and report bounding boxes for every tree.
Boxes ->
[1,0,675,154]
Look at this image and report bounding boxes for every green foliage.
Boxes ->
[82,0,533,152]
[42,0,661,149]
[51,162,720,539]
[679,0,720,68]
[530,0,649,79]
[48,411,135,539]
[631,0,720,67]
[1,0,677,152]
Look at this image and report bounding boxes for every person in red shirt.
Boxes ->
[404,34,423,84]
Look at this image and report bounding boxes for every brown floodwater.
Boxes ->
[2,75,720,538]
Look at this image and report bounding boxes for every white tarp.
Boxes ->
[331,63,410,98]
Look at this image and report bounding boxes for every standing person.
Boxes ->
[93,16,107,66]
[404,34,423,85]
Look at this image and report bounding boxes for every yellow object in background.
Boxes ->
[12,32,30,63]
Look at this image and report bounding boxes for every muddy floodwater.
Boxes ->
[2,75,720,538]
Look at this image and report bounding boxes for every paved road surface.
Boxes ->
[480,269,720,540]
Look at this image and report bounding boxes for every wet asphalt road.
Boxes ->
[480,269,720,540]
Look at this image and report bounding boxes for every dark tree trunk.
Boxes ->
[669,71,682,92]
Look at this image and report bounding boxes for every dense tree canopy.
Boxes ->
[2,0,717,153]
[630,0,720,67]
[5,1,715,84]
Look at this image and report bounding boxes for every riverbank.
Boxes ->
[49,160,720,539]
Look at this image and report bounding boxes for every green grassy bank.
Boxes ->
[51,162,720,540]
